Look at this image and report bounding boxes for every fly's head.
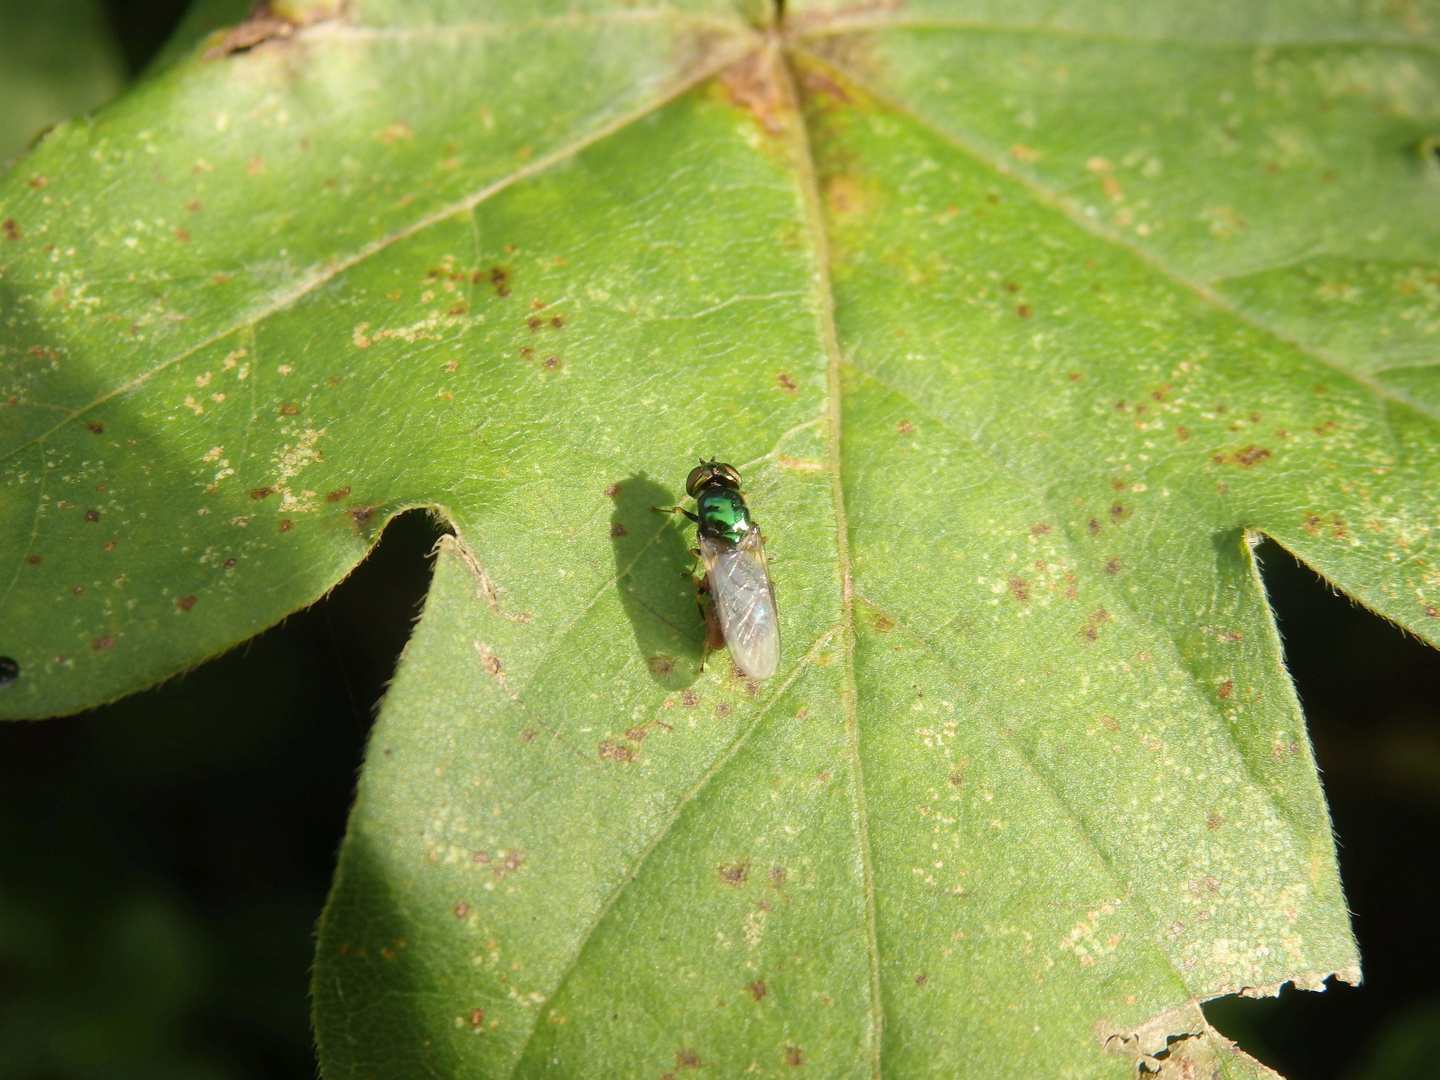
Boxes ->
[686,459,743,498]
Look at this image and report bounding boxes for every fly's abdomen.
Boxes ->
[699,529,780,680]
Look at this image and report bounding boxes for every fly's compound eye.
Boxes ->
[716,463,743,489]
[685,465,710,498]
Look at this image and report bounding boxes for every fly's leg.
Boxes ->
[650,504,700,524]
[695,572,725,672]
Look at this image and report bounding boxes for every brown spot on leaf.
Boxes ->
[784,1045,804,1067]
[250,487,273,500]
[748,980,767,1001]
[677,1048,702,1069]
[1078,608,1110,643]
[1104,558,1122,574]
[949,772,964,786]
[720,50,784,134]
[176,595,197,612]
[718,859,750,887]
[326,487,351,502]
[769,865,787,889]
[1217,678,1234,700]
[777,372,797,393]
[1230,445,1272,467]
[647,655,675,677]
[498,850,526,877]
[519,729,535,743]
[1426,605,1439,619]
[1087,518,1102,536]
[25,555,40,565]
[2,219,21,241]
[1101,716,1120,732]
[800,67,851,102]
[681,689,698,707]
[1008,577,1030,603]
[598,740,635,763]
[1015,304,1032,317]
[874,613,893,632]
[84,509,100,522]
[543,355,560,370]
[351,506,375,527]
[203,0,335,58]
[279,401,299,416]
[468,1007,484,1029]
[279,519,292,533]
[223,558,236,569]
[92,636,114,651]
[896,419,913,435]
[915,973,928,985]
[1207,812,1223,831]
[454,900,469,918]
[87,421,104,435]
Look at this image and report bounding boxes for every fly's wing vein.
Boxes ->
[699,531,779,679]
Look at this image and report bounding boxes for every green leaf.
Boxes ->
[3,0,1438,1075]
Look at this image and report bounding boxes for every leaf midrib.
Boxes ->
[773,40,885,1079]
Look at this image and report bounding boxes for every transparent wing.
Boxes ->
[699,529,780,680]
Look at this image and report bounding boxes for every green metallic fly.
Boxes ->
[656,460,780,680]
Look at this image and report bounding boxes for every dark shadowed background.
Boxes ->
[1,3,1438,1077]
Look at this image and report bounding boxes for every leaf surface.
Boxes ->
[5,1,1440,1076]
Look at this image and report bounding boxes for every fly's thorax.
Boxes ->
[695,486,754,546]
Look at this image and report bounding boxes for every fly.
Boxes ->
[655,459,780,680]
